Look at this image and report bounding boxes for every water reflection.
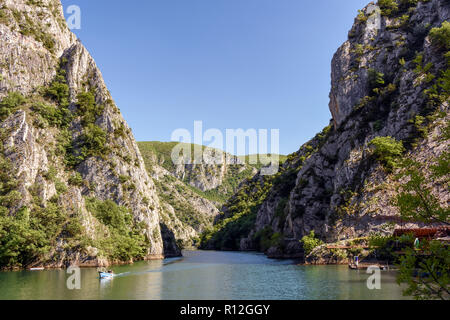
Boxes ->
[0,250,408,300]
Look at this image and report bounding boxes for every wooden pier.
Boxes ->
[348,263,390,270]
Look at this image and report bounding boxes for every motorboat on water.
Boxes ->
[97,268,114,279]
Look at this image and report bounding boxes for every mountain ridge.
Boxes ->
[138,140,287,251]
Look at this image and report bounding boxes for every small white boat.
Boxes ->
[29,267,45,271]
[99,272,114,279]
[97,268,114,279]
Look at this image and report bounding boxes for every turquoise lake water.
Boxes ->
[0,250,408,300]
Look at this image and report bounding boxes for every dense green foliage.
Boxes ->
[423,62,450,110]
[0,138,85,268]
[59,91,109,167]
[29,59,73,130]
[368,68,385,93]
[354,67,397,119]
[199,175,272,250]
[377,0,423,17]
[395,156,449,226]
[368,136,404,170]
[79,123,108,157]
[397,240,449,300]
[76,91,105,126]
[0,7,9,25]
[197,154,303,251]
[0,92,26,120]
[238,154,288,170]
[368,152,450,300]
[253,226,283,252]
[184,184,229,204]
[393,154,449,299]
[68,172,84,187]
[201,211,258,251]
[32,102,72,128]
[368,233,415,261]
[0,204,67,268]
[378,0,399,16]
[301,230,324,255]
[44,61,70,108]
[85,198,150,262]
[429,21,450,51]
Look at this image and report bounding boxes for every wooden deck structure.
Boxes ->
[326,245,370,249]
[393,227,450,240]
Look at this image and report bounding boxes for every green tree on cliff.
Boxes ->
[394,153,449,300]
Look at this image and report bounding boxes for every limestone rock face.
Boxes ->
[174,150,252,192]
[137,141,259,251]
[330,0,449,128]
[0,0,165,267]
[0,0,75,97]
[213,0,449,258]
[152,163,219,251]
[281,0,450,245]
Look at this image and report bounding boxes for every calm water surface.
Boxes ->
[0,250,408,300]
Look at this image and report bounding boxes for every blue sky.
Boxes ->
[60,0,370,155]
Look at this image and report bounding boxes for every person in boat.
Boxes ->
[97,267,113,275]
[414,238,420,249]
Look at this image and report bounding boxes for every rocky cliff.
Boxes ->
[203,0,449,258]
[0,0,167,268]
[146,157,219,253]
[138,141,264,250]
[138,142,258,203]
